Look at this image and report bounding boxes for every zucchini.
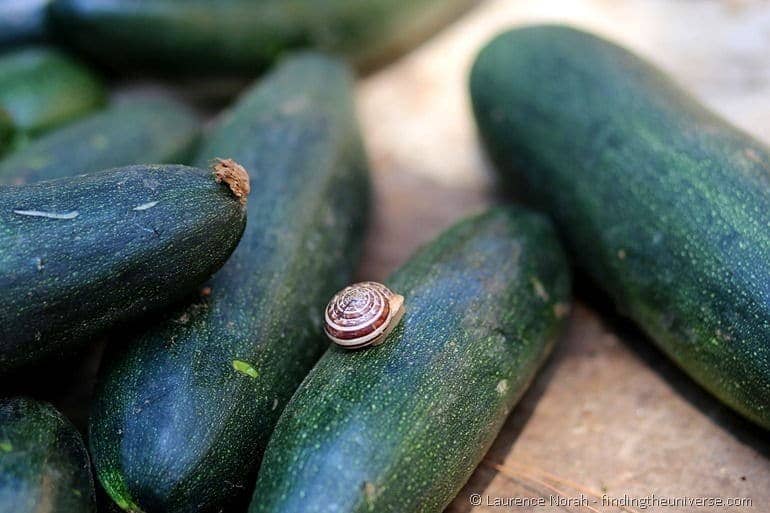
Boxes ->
[248,206,571,513]
[49,0,472,74]
[0,0,50,48]
[470,25,770,428]
[0,397,96,513]
[0,96,200,185]
[90,54,370,513]
[0,47,105,136]
[0,163,248,375]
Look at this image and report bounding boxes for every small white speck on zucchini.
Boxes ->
[13,209,79,220]
[133,201,159,211]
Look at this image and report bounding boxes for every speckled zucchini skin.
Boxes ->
[248,207,571,513]
[0,47,105,136]
[90,54,370,513]
[0,398,95,513]
[0,0,50,47]
[0,164,247,374]
[49,0,472,74]
[470,25,770,428]
[0,96,200,185]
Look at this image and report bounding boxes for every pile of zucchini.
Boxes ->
[0,3,767,513]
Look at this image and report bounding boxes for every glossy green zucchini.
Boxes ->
[0,163,248,374]
[470,25,770,428]
[248,206,571,513]
[0,397,96,513]
[49,0,472,74]
[0,47,105,136]
[90,54,370,513]
[0,96,200,185]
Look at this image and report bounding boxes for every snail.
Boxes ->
[323,281,405,349]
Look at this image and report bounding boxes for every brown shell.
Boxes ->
[323,282,403,349]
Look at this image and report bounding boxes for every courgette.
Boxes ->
[0,162,248,375]
[0,96,200,185]
[49,0,472,75]
[470,25,770,428]
[0,0,50,48]
[0,397,96,513]
[248,206,571,513]
[0,47,105,136]
[90,54,370,513]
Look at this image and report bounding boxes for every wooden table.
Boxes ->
[356,1,769,511]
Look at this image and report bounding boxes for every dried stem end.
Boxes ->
[213,158,251,205]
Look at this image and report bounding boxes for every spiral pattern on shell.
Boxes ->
[324,282,397,348]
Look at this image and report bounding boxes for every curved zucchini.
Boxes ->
[470,25,770,428]
[0,47,105,136]
[248,206,571,513]
[49,0,472,74]
[0,0,50,48]
[90,54,370,513]
[0,163,248,374]
[0,398,95,513]
[0,96,200,185]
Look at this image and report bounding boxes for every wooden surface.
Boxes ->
[356,1,769,511]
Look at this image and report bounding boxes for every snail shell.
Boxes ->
[324,281,405,349]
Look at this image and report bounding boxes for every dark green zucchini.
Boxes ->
[0,0,50,48]
[0,96,200,185]
[470,25,770,429]
[0,397,95,513]
[0,163,248,374]
[248,206,571,513]
[0,47,105,136]
[49,0,472,75]
[90,54,370,513]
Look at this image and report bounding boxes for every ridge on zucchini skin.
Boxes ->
[0,96,201,185]
[0,397,96,513]
[0,46,105,136]
[90,53,370,513]
[470,25,770,428]
[248,206,571,513]
[0,163,248,375]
